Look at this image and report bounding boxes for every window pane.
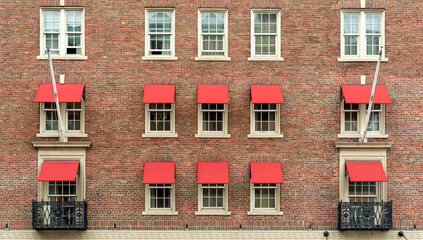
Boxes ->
[44,11,60,32]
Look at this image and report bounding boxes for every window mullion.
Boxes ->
[60,9,66,56]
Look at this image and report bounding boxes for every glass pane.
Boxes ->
[44,11,60,32]
[217,198,223,207]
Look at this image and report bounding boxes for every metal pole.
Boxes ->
[361,47,383,143]
[47,49,67,142]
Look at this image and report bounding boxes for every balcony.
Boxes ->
[338,201,393,230]
[32,200,87,230]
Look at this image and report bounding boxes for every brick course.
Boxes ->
[1,0,423,232]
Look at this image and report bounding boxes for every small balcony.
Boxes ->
[32,200,87,230]
[338,201,393,230]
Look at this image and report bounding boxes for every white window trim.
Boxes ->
[195,104,230,138]
[32,141,91,202]
[37,100,87,138]
[142,8,177,61]
[37,7,87,60]
[142,184,178,215]
[195,8,230,61]
[338,9,388,62]
[335,142,392,202]
[248,102,284,138]
[195,184,231,215]
[247,180,283,215]
[248,9,284,61]
[142,103,178,138]
[338,99,387,139]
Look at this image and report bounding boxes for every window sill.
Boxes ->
[37,55,88,60]
[338,133,388,139]
[195,133,231,138]
[142,133,178,138]
[248,57,284,62]
[195,209,231,216]
[247,210,283,216]
[247,133,284,139]
[195,56,231,61]
[338,57,388,62]
[36,133,88,138]
[142,210,178,216]
[142,56,178,61]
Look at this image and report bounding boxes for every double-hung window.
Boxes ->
[66,102,82,132]
[340,10,386,61]
[250,9,283,61]
[39,8,85,59]
[200,104,226,133]
[40,101,85,137]
[143,9,177,60]
[196,9,229,60]
[201,184,225,209]
[253,183,277,209]
[253,104,277,133]
[48,181,77,202]
[348,181,377,203]
[343,103,359,133]
[149,184,172,209]
[148,104,172,132]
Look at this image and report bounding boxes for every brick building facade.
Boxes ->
[1,0,423,239]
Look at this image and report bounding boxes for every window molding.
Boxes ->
[248,102,283,138]
[339,100,387,139]
[142,8,177,61]
[38,7,87,60]
[142,184,178,215]
[339,9,387,62]
[195,104,230,138]
[32,141,91,202]
[37,100,87,138]
[249,9,284,61]
[335,142,392,202]
[142,103,178,138]
[247,181,283,215]
[195,184,231,215]
[195,8,230,61]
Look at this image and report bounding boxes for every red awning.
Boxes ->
[143,162,175,184]
[346,161,387,182]
[341,85,392,104]
[250,162,283,184]
[34,84,85,103]
[197,85,229,104]
[143,85,175,104]
[251,85,283,104]
[198,162,229,184]
[38,161,80,181]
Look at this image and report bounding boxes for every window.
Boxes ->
[38,101,86,138]
[143,9,177,60]
[201,184,225,208]
[340,10,386,61]
[196,9,229,61]
[348,181,377,202]
[253,184,277,209]
[148,103,172,132]
[249,103,283,138]
[38,8,86,60]
[149,184,172,209]
[340,101,386,138]
[48,181,77,202]
[249,9,283,61]
[196,104,230,138]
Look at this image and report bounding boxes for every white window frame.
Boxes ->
[38,100,87,138]
[348,180,378,202]
[48,180,78,202]
[248,181,283,215]
[142,8,177,61]
[339,9,387,62]
[142,184,178,215]
[195,9,230,61]
[38,7,87,60]
[142,103,178,138]
[248,102,283,138]
[195,104,230,138]
[195,184,230,215]
[66,102,83,133]
[339,99,387,138]
[249,9,283,61]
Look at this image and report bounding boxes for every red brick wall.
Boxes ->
[1,0,423,231]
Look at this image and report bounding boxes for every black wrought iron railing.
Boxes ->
[32,200,87,230]
[338,201,392,230]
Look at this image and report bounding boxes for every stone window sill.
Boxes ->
[195,56,231,61]
[338,133,388,139]
[195,209,231,216]
[142,56,178,61]
[247,133,284,139]
[37,133,88,138]
[248,57,284,61]
[338,57,388,62]
[247,210,283,216]
[37,55,88,60]
[142,210,178,216]
[195,133,231,138]
[142,133,178,138]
